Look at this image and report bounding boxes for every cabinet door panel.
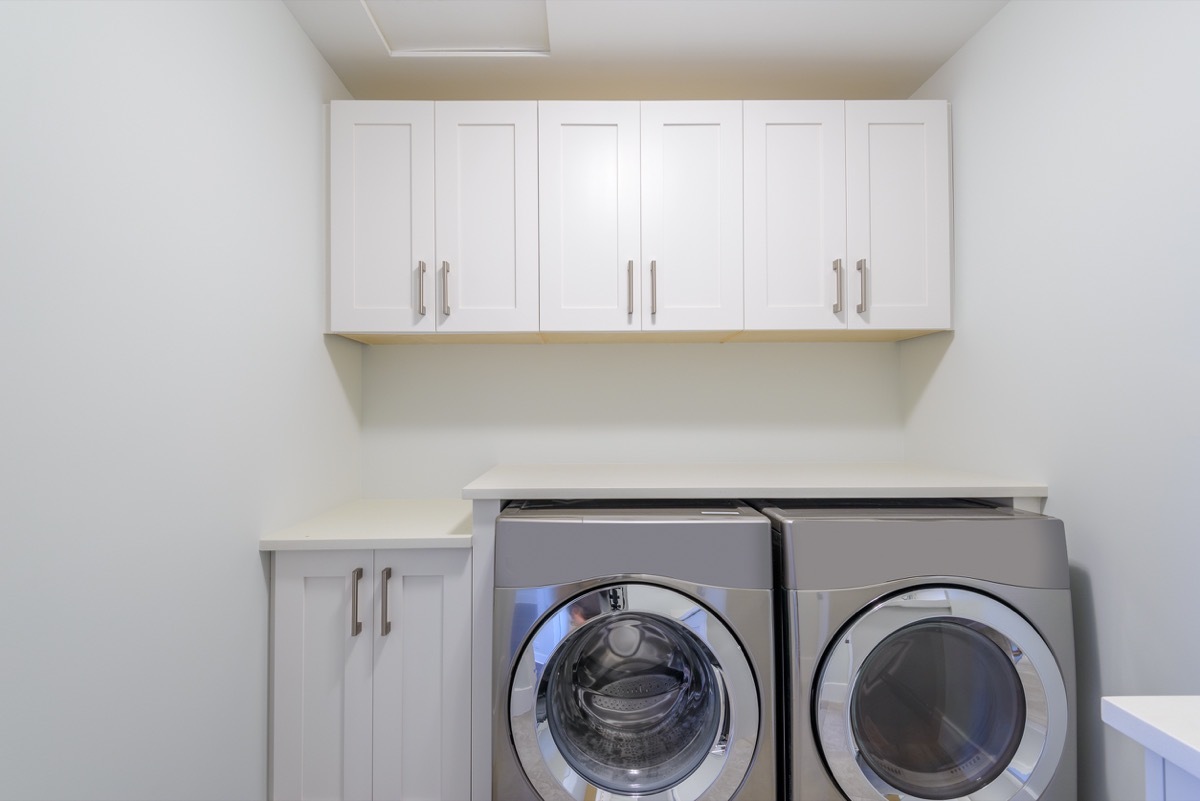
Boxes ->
[1165,760,1200,801]
[272,551,374,801]
[373,549,472,801]
[435,102,538,333]
[539,102,641,331]
[744,101,846,329]
[642,102,743,331]
[330,101,435,334]
[846,100,951,330]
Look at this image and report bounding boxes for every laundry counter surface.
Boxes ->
[461,462,1048,508]
[259,498,472,550]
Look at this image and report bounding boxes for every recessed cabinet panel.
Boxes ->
[744,101,846,330]
[539,102,641,331]
[456,125,517,310]
[867,123,928,308]
[272,551,373,801]
[662,124,722,309]
[301,576,352,800]
[351,126,413,310]
[766,125,824,306]
[373,550,471,801]
[436,102,539,333]
[560,126,619,308]
[642,102,743,332]
[330,101,435,334]
[846,100,951,330]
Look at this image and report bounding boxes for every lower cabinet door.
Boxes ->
[271,550,375,801]
[271,548,472,801]
[372,549,472,801]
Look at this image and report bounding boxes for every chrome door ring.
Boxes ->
[509,582,760,801]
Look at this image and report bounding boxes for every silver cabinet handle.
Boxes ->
[856,259,867,314]
[650,260,658,316]
[627,260,634,315]
[833,259,844,314]
[417,262,427,316]
[380,567,393,636]
[442,261,451,317]
[350,567,363,637]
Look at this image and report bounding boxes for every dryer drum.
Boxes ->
[849,619,1027,799]
[544,611,721,793]
[815,586,1069,801]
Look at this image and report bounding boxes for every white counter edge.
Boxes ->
[461,462,1049,501]
[260,498,473,551]
[1102,696,1200,779]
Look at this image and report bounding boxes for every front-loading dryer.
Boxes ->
[493,500,777,801]
[760,500,1076,801]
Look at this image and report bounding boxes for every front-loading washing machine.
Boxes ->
[493,500,777,800]
[760,500,1076,801]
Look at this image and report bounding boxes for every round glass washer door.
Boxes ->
[815,587,1068,801]
[508,583,760,801]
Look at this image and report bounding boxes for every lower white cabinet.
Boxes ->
[270,547,472,801]
[1103,696,1200,801]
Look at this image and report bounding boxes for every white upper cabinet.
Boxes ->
[743,101,847,330]
[330,101,436,334]
[329,100,538,337]
[329,98,950,340]
[539,102,641,332]
[846,100,952,330]
[435,102,539,333]
[541,101,743,333]
[641,101,744,332]
[744,100,951,334]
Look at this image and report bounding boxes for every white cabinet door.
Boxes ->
[330,101,436,334]
[372,549,472,801]
[435,102,539,333]
[641,102,744,331]
[272,548,472,801]
[744,101,847,330]
[539,102,641,332]
[271,550,374,801]
[846,100,951,330]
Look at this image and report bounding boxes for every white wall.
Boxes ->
[362,342,905,497]
[0,2,358,799]
[904,2,1200,798]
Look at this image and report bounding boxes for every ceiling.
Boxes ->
[283,0,1007,100]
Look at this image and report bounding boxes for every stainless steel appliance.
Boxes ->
[761,500,1077,801]
[492,500,777,800]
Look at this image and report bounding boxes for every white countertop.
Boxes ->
[259,498,473,551]
[1102,696,1200,778]
[461,462,1049,501]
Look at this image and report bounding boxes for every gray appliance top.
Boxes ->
[499,498,761,520]
[495,499,772,590]
[759,500,1069,591]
